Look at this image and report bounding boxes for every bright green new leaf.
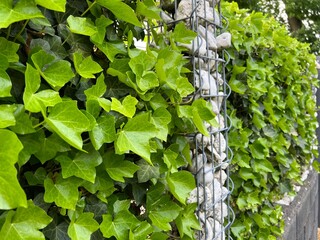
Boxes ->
[104,151,139,182]
[57,147,102,183]
[68,212,99,240]
[43,174,80,210]
[45,101,90,151]
[0,0,44,29]
[0,70,12,97]
[111,95,138,118]
[67,16,97,36]
[0,105,16,128]
[73,52,103,79]
[96,0,141,27]
[35,0,66,12]
[175,203,201,238]
[167,171,196,204]
[172,22,197,43]
[31,50,75,90]
[85,74,106,99]
[100,211,140,240]
[89,114,116,150]
[9,105,36,134]
[91,15,113,44]
[129,221,153,240]
[0,129,27,209]
[0,37,19,63]
[115,113,157,163]
[136,0,161,20]
[94,41,127,62]
[0,200,52,239]
[136,159,160,183]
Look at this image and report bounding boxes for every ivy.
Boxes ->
[224,2,318,239]
[0,0,211,239]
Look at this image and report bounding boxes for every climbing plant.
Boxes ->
[0,0,216,239]
[223,2,319,239]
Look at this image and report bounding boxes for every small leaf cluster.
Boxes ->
[223,2,319,239]
[0,0,216,239]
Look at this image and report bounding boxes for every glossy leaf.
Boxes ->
[111,95,138,118]
[73,52,103,79]
[0,70,12,97]
[68,212,99,240]
[35,0,66,12]
[175,203,201,238]
[115,113,157,163]
[136,159,160,183]
[0,105,16,128]
[151,107,171,141]
[67,16,97,36]
[45,101,90,151]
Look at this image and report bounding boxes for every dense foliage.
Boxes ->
[0,0,223,239]
[223,2,319,239]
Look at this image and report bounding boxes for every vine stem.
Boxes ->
[81,1,97,17]
[33,120,46,129]
[13,20,29,42]
[6,25,11,39]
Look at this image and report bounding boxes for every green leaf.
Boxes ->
[96,0,142,27]
[0,0,44,29]
[136,159,160,183]
[100,211,140,240]
[67,16,97,36]
[89,114,116,150]
[147,184,182,231]
[115,113,157,163]
[31,50,75,90]
[231,220,246,238]
[136,0,161,20]
[56,147,102,183]
[43,220,69,240]
[129,221,153,240]
[0,37,19,63]
[175,203,201,238]
[9,105,36,134]
[45,101,90,151]
[68,212,99,240]
[104,151,139,182]
[73,52,103,78]
[35,0,66,12]
[0,200,51,239]
[0,70,12,97]
[167,171,196,204]
[24,167,47,186]
[94,41,127,62]
[0,129,26,209]
[151,107,171,141]
[172,22,197,43]
[23,64,62,113]
[0,104,16,128]
[43,174,80,210]
[111,95,138,118]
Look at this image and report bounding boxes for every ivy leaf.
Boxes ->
[100,211,140,240]
[67,16,97,36]
[147,183,182,231]
[73,52,103,79]
[43,220,69,240]
[172,22,197,43]
[129,221,153,240]
[0,70,12,97]
[43,174,80,210]
[0,200,51,240]
[111,95,138,118]
[175,203,201,238]
[23,64,62,113]
[9,105,36,134]
[0,104,16,128]
[167,171,196,204]
[45,101,90,151]
[57,147,102,183]
[96,0,142,27]
[0,129,26,209]
[89,114,116,150]
[31,50,75,90]
[136,159,160,183]
[94,41,127,62]
[24,167,47,186]
[35,0,66,12]
[104,151,139,182]
[115,113,157,163]
[68,212,99,240]
[0,37,19,63]
[136,0,161,20]
[0,0,44,29]
[151,107,171,141]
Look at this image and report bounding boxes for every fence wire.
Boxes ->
[151,1,234,239]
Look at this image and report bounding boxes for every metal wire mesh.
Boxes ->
[150,0,234,239]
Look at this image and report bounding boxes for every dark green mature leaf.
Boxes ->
[0,70,12,97]
[44,174,80,210]
[0,200,51,239]
[45,101,90,151]
[57,147,102,183]
[24,167,47,186]
[43,219,70,240]
[0,0,44,29]
[68,212,99,240]
[111,95,138,118]
[136,159,160,183]
[9,105,36,134]
[167,171,196,204]
[0,129,26,209]
[104,151,139,182]
[0,37,19,63]
[31,50,75,90]
[175,203,201,238]
[35,0,66,12]
[115,113,157,163]
[96,0,142,27]
[73,52,102,79]
[0,105,16,128]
